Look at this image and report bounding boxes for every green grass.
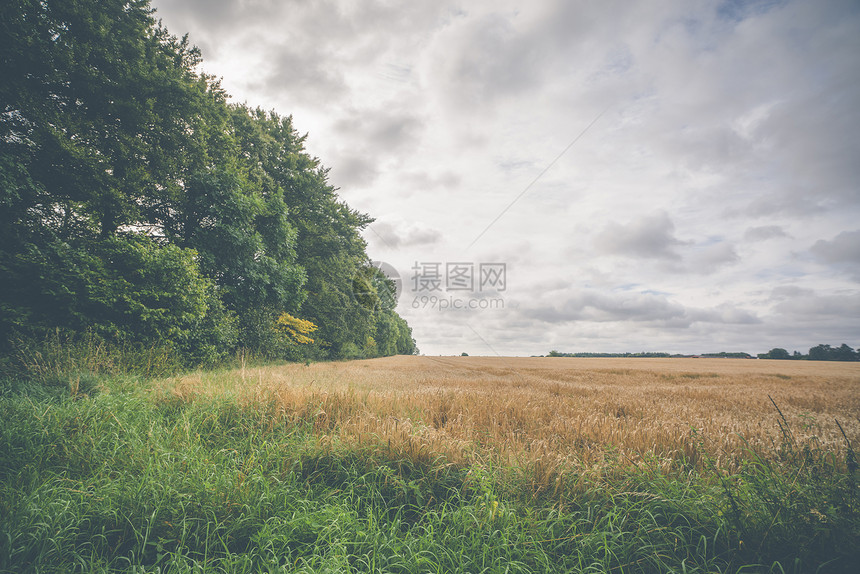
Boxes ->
[1,373,858,573]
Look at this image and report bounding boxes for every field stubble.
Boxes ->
[159,356,860,488]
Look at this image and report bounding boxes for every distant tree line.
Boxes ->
[547,345,859,362]
[758,344,859,361]
[699,352,754,359]
[0,0,416,368]
[547,351,673,358]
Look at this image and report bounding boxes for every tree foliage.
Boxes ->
[807,344,858,362]
[759,348,791,360]
[0,0,415,366]
[757,344,858,361]
[275,313,317,346]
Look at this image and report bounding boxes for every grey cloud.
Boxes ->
[691,242,740,270]
[251,38,347,104]
[436,12,542,108]
[773,290,860,319]
[329,155,379,188]
[740,191,828,219]
[525,289,759,327]
[669,125,757,175]
[152,0,293,61]
[529,291,688,325]
[596,212,687,260]
[334,112,423,151]
[155,0,406,50]
[811,230,860,264]
[402,171,461,191]
[687,304,760,325]
[716,0,787,23]
[745,3,860,212]
[254,46,348,106]
[367,221,442,250]
[430,1,653,111]
[649,1,860,217]
[154,0,447,105]
[810,230,860,280]
[152,0,245,34]
[764,288,860,346]
[326,111,425,188]
[769,285,815,300]
[496,158,535,175]
[744,225,789,241]
[376,63,414,85]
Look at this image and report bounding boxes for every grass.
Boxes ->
[1,356,859,572]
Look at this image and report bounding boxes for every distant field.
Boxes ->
[162,356,860,476]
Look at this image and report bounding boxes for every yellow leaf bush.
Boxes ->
[274,313,318,345]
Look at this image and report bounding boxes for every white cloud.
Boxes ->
[151,0,860,355]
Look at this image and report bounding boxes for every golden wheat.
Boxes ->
[155,356,860,481]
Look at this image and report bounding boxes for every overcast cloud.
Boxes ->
[151,0,860,356]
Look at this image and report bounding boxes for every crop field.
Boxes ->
[162,356,860,477]
[2,356,860,573]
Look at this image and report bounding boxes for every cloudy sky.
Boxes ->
[150,0,860,356]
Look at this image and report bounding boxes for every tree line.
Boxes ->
[546,351,673,358]
[0,0,416,368]
[547,345,859,361]
[758,344,859,361]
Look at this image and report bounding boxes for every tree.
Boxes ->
[808,344,834,361]
[834,344,858,362]
[220,106,385,359]
[0,0,416,364]
[759,348,791,360]
[0,0,232,357]
[807,344,859,362]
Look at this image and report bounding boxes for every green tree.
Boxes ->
[232,108,381,359]
[759,348,791,360]
[0,0,416,365]
[374,310,416,357]
[1,1,243,358]
[808,344,834,361]
[834,344,858,362]
[0,0,212,239]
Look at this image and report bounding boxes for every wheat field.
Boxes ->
[4,355,858,571]
[158,356,860,483]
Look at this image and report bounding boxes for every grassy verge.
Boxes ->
[1,369,858,573]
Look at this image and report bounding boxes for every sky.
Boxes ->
[149,0,860,357]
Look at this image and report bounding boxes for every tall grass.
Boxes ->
[0,330,185,399]
[1,356,858,572]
